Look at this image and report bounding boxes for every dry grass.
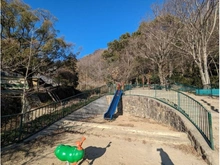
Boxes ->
[170,144,199,157]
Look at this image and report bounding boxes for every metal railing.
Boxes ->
[1,85,109,147]
[123,85,214,150]
[1,83,214,150]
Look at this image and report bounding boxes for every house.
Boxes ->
[1,74,28,90]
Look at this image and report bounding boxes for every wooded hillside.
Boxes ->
[77,49,106,90]
[78,0,219,89]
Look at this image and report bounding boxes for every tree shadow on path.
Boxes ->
[157,148,174,165]
[79,142,112,165]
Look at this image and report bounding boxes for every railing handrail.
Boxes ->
[1,85,109,147]
[1,84,214,150]
[175,90,209,112]
[1,85,107,117]
[123,86,214,150]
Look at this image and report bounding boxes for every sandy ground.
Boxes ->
[1,113,207,165]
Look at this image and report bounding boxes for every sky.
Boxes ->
[23,0,162,59]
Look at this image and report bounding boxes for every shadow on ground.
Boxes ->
[1,123,85,165]
[79,142,112,165]
[157,148,174,165]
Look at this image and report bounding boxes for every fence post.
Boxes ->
[18,114,23,141]
[62,104,64,118]
[129,85,131,95]
[208,112,214,150]
[177,92,180,110]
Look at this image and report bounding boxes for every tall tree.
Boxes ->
[54,53,79,87]
[164,0,219,88]
[1,0,76,114]
[136,15,180,85]
[1,0,72,82]
[102,32,149,83]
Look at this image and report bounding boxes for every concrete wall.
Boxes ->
[106,95,216,165]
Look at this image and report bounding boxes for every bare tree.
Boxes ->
[136,15,180,85]
[114,35,141,83]
[77,49,106,89]
[165,0,219,88]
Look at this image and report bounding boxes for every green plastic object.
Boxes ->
[54,137,86,163]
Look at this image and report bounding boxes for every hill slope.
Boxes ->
[77,49,107,90]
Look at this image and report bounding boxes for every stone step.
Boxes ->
[60,120,191,146]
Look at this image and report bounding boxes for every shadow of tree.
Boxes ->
[79,142,112,165]
[1,124,85,165]
[157,148,174,165]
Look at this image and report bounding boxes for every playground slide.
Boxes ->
[104,90,123,120]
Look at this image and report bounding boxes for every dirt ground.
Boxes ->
[1,113,207,165]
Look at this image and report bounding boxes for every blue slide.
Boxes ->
[104,90,123,120]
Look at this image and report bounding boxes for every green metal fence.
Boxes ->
[159,91,214,150]
[1,84,214,150]
[1,85,109,147]
[123,85,214,150]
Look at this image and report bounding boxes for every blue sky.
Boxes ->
[23,0,162,59]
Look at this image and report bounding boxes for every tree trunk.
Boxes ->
[142,75,145,89]
[168,61,173,78]
[27,76,33,89]
[203,47,211,88]
[136,77,139,86]
[158,65,164,85]
[21,88,30,123]
[197,60,210,89]
[195,47,211,89]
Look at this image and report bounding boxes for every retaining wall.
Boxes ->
[106,95,216,165]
